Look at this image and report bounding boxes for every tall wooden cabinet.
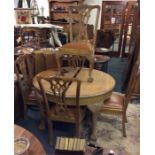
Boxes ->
[101,1,126,37]
[100,1,137,56]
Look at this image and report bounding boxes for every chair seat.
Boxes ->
[49,105,85,123]
[102,92,125,111]
[59,40,93,56]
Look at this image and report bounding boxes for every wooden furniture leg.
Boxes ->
[35,91,46,130]
[91,112,97,140]
[87,102,103,140]
[122,112,127,137]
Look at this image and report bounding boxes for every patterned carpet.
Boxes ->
[16,102,140,155]
[85,102,140,155]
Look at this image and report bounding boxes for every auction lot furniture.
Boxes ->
[33,68,115,139]
[37,76,85,145]
[100,62,139,137]
[56,4,100,82]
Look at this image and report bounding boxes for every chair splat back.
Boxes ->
[62,55,87,69]
[37,76,81,114]
[68,4,100,49]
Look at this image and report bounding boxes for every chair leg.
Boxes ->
[125,113,127,123]
[122,114,127,137]
[56,53,61,76]
[23,101,28,120]
[75,122,80,138]
[38,102,46,130]
[47,119,53,146]
[87,57,94,82]
[91,112,97,140]
[35,92,46,130]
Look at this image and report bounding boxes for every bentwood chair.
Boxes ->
[56,5,100,82]
[99,62,139,137]
[14,54,44,123]
[37,76,85,145]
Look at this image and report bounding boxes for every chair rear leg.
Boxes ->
[87,57,94,82]
[122,114,127,137]
[23,101,28,120]
[38,101,46,130]
[125,114,127,123]
[75,123,80,138]
[48,119,53,146]
[35,91,46,130]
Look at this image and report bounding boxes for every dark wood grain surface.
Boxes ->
[14,125,46,155]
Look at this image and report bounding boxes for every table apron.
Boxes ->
[45,91,112,106]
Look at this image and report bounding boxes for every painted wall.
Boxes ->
[36,0,49,17]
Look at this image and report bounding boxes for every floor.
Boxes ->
[15,57,131,155]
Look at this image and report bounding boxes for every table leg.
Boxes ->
[91,112,98,140]
[87,102,103,140]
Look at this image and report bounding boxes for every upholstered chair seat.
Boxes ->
[102,92,125,112]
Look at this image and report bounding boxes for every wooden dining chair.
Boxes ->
[56,4,100,82]
[14,54,44,123]
[37,76,85,145]
[99,61,139,137]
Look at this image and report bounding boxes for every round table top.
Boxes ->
[14,125,46,155]
[33,68,115,105]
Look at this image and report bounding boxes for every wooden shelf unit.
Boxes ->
[100,1,137,56]
[48,0,83,24]
[101,1,127,37]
